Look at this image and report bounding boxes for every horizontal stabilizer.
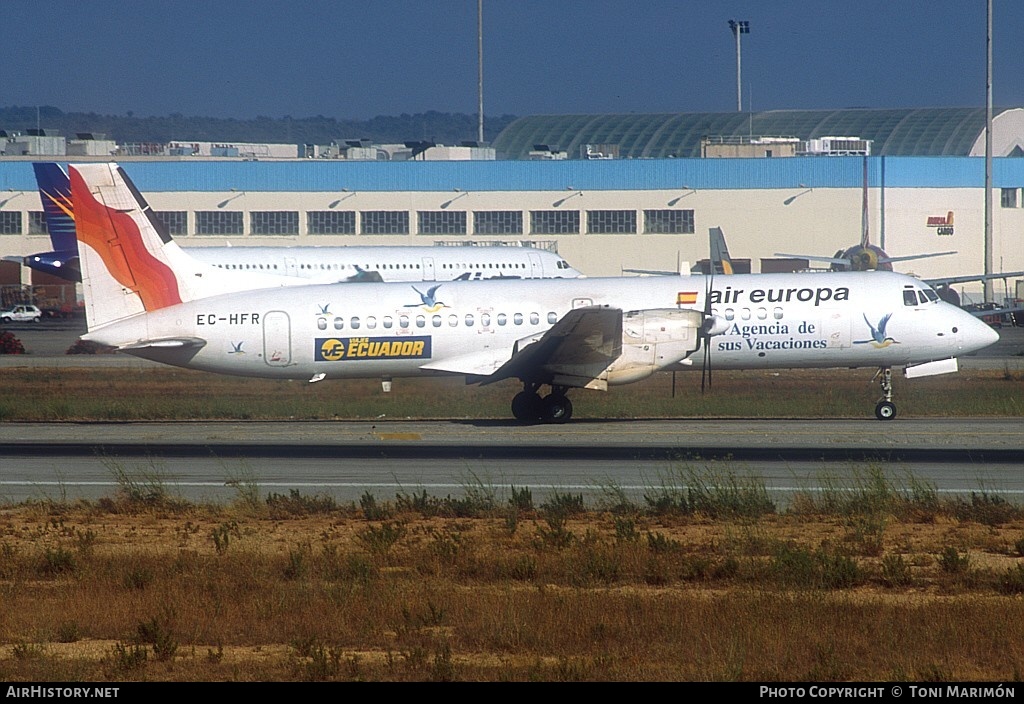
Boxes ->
[117,337,208,351]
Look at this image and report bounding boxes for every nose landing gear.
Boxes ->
[874,366,897,420]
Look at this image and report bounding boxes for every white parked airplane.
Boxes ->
[23,162,581,284]
[71,163,998,423]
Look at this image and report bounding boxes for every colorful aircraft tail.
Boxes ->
[34,162,77,252]
[70,162,298,331]
[21,163,81,281]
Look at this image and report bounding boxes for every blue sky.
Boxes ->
[4,1,1021,120]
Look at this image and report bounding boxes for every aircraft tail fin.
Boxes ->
[70,162,295,331]
[33,162,76,252]
[709,227,734,275]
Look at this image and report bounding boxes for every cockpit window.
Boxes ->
[923,289,939,302]
[903,290,918,306]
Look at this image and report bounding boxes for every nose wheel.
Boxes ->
[874,366,897,421]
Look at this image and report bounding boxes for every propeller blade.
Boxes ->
[701,267,714,393]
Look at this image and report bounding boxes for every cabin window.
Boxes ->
[317,318,327,330]
[481,313,491,327]
[497,313,507,326]
[432,315,442,327]
[773,308,784,320]
[740,308,751,321]
[383,316,393,329]
[514,313,524,325]
[547,312,558,324]
[448,314,458,327]
[465,314,474,327]
[757,308,767,320]
[350,317,361,329]
[724,309,735,321]
[400,315,410,329]
[333,317,344,330]
[416,315,426,328]
[366,316,377,329]
[530,313,540,325]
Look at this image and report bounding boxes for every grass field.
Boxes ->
[1,471,1024,682]
[0,366,1021,421]
[1,364,1021,681]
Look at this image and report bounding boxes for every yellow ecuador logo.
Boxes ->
[315,336,432,362]
[319,338,346,361]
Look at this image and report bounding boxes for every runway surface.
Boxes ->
[2,323,1021,505]
[1,418,1020,506]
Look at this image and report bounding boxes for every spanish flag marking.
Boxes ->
[677,291,699,305]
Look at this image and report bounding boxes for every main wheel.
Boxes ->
[875,401,896,421]
[511,391,542,423]
[541,394,573,424]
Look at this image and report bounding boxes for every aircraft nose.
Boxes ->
[957,310,1000,354]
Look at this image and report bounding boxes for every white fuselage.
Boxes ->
[85,271,998,381]
[186,245,581,283]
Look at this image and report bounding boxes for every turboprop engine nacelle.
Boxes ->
[605,308,706,385]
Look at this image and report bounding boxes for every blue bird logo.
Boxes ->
[406,284,446,312]
[318,303,331,315]
[855,313,899,348]
[229,341,245,354]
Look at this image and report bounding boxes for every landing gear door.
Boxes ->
[263,310,292,366]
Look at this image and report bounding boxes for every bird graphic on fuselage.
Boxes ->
[407,284,446,311]
[855,313,899,347]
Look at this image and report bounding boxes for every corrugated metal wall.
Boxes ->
[0,156,1022,193]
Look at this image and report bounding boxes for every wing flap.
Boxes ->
[481,306,623,386]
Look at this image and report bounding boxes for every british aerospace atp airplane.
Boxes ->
[70,163,998,423]
[23,162,581,284]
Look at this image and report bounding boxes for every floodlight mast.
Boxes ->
[729,20,750,112]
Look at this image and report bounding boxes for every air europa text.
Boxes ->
[711,287,850,307]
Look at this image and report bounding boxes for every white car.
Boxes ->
[0,304,43,323]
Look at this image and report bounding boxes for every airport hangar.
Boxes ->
[1,107,1023,303]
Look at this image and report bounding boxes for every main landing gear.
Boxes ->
[874,366,897,421]
[511,384,573,424]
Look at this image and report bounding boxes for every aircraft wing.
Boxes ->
[773,253,849,265]
[924,270,1024,287]
[881,251,956,264]
[477,306,624,386]
[621,268,680,276]
[420,349,517,377]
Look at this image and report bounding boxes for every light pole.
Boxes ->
[729,20,749,112]
[478,0,484,145]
